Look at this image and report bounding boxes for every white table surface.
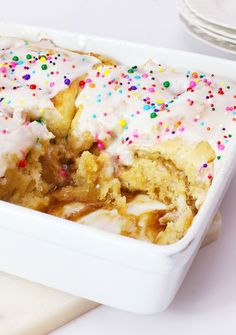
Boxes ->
[1,0,236,334]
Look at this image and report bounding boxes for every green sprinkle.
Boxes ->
[229,134,232,138]
[26,54,32,59]
[163,81,170,88]
[41,64,47,70]
[150,112,157,118]
[217,156,221,160]
[36,118,44,125]
[128,69,134,73]
[12,56,19,61]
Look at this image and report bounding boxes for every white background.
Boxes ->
[1,0,236,334]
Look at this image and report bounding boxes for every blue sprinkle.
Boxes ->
[143,105,151,110]
[92,114,97,118]
[118,89,123,94]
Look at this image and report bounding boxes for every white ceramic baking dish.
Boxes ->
[0,22,235,314]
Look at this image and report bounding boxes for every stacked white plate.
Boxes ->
[178,0,236,54]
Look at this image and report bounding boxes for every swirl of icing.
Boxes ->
[0,37,99,119]
[0,37,100,176]
[74,61,236,167]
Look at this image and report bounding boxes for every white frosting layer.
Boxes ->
[74,61,236,166]
[0,37,100,177]
[0,37,99,121]
[0,110,53,177]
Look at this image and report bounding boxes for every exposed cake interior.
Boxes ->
[0,37,235,244]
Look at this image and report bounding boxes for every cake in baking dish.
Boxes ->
[0,37,114,210]
[0,37,235,244]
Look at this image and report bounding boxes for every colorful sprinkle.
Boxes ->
[64,78,71,86]
[119,119,127,128]
[163,81,170,88]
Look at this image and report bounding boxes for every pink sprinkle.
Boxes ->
[86,78,92,83]
[1,129,7,134]
[133,133,139,138]
[59,169,68,178]
[218,144,225,150]
[165,128,170,132]
[0,67,6,73]
[142,73,148,78]
[97,141,105,150]
[50,82,55,87]
[136,110,140,114]
[179,127,185,132]
[10,61,17,68]
[158,122,163,126]
[189,81,196,88]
